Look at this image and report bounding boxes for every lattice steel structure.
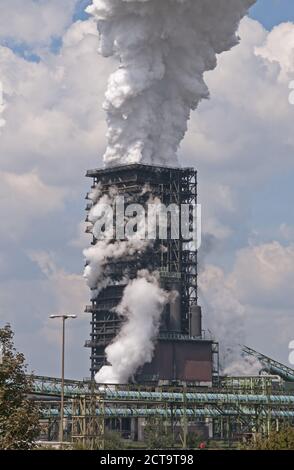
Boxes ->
[72,395,105,449]
[242,346,294,383]
[84,164,203,380]
[35,378,294,448]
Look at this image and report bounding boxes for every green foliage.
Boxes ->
[104,431,127,450]
[186,431,204,449]
[144,417,174,449]
[0,324,40,450]
[245,426,294,450]
[71,432,126,450]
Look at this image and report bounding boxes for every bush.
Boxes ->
[0,324,40,450]
[244,426,294,450]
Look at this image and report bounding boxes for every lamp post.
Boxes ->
[0,343,3,365]
[50,314,77,443]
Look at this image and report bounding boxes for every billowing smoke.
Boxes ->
[84,184,172,384]
[95,270,170,384]
[87,0,255,166]
[224,354,261,377]
[84,0,256,383]
[83,185,151,297]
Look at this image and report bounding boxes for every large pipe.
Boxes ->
[190,305,202,337]
[169,282,181,332]
[39,407,294,419]
[103,390,294,404]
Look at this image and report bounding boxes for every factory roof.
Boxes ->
[86,162,195,177]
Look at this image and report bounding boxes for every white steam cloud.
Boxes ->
[224,355,261,377]
[84,186,170,384]
[85,0,256,384]
[95,270,170,384]
[83,185,150,297]
[87,0,255,166]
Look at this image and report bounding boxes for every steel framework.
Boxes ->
[35,378,294,448]
[72,395,105,449]
[84,164,199,378]
[242,345,294,382]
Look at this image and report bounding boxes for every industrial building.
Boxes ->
[29,164,294,449]
[32,359,294,448]
[84,163,218,385]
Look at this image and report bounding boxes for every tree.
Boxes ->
[245,426,294,450]
[144,417,174,449]
[0,324,39,449]
[186,431,205,449]
[104,431,127,450]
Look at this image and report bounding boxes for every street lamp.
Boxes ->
[49,314,77,443]
[0,344,3,365]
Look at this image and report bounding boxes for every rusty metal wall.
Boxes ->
[139,339,213,382]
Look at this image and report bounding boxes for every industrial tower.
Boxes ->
[84,163,218,385]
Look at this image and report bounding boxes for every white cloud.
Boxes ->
[70,220,91,248]
[0,170,66,239]
[1,15,294,375]
[200,182,237,241]
[180,17,294,256]
[229,241,294,309]
[0,261,89,378]
[0,0,78,48]
[199,263,247,371]
[0,78,5,130]
[28,250,88,314]
[182,18,294,180]
[0,19,112,185]
[255,22,294,81]
[200,241,294,369]
[1,16,292,241]
[27,250,89,372]
[280,223,294,241]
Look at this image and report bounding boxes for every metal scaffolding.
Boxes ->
[84,164,200,378]
[33,375,294,448]
[72,395,105,449]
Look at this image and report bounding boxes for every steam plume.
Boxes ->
[85,0,256,384]
[95,270,170,384]
[84,187,150,297]
[87,0,255,166]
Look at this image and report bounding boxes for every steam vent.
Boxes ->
[84,164,219,385]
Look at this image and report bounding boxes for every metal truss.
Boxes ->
[84,164,199,376]
[242,345,294,382]
[34,376,294,448]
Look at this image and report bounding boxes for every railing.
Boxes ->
[30,374,294,401]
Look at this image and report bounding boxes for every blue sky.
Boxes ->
[0,1,294,379]
[5,1,294,60]
[73,0,294,31]
[250,0,294,29]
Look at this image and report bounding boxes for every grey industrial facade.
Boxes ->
[84,163,218,384]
